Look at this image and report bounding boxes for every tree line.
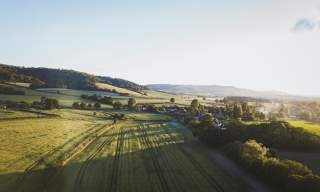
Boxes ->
[0,85,25,95]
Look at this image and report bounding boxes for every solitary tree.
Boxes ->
[113,101,122,110]
[170,98,175,103]
[233,104,243,119]
[128,98,136,110]
[72,102,80,108]
[44,98,59,109]
[191,99,199,113]
[94,102,101,109]
[80,102,86,109]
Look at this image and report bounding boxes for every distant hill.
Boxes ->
[147,84,287,98]
[0,64,147,92]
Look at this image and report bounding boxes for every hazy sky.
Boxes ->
[1,0,320,95]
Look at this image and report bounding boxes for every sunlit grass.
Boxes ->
[288,120,320,136]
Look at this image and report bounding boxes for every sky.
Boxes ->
[1,0,320,96]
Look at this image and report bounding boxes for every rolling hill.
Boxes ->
[147,84,287,98]
[0,63,147,93]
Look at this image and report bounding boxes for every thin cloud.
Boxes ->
[293,7,320,32]
[293,18,319,31]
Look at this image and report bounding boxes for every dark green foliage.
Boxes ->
[0,64,45,87]
[0,100,30,109]
[32,97,59,110]
[170,98,175,103]
[94,102,101,109]
[72,102,80,108]
[287,174,320,192]
[193,120,320,151]
[81,94,113,105]
[233,104,243,118]
[224,140,320,192]
[80,102,86,109]
[190,99,200,114]
[0,85,25,95]
[43,98,59,109]
[0,64,146,91]
[128,98,136,110]
[100,96,113,105]
[113,102,122,110]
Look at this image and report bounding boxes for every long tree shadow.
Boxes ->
[0,123,249,192]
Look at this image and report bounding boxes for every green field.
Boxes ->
[0,84,251,192]
[0,109,42,119]
[288,120,320,136]
[0,108,248,192]
[0,84,191,107]
[0,84,108,107]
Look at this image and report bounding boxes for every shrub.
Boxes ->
[94,102,101,109]
[0,86,25,95]
[224,140,320,192]
[128,98,136,110]
[113,101,122,110]
[72,102,80,108]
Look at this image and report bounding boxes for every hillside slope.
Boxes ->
[0,64,146,92]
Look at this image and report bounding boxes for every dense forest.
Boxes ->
[0,64,146,92]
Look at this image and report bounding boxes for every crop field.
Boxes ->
[0,109,248,192]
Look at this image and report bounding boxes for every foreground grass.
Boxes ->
[0,109,248,192]
[0,109,112,174]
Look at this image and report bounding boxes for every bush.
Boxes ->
[72,102,80,108]
[113,101,122,110]
[224,140,320,192]
[128,98,136,110]
[94,102,101,109]
[44,98,59,109]
[0,86,25,95]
